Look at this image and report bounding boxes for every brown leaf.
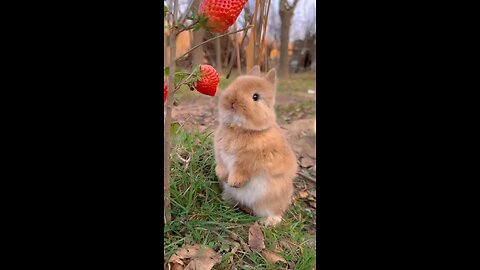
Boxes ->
[248,222,265,252]
[279,240,293,251]
[169,262,184,270]
[168,244,221,270]
[261,250,287,264]
[308,201,316,208]
[298,190,309,199]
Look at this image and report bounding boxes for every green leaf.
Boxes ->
[164,67,170,77]
[164,5,168,17]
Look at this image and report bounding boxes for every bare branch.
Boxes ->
[174,25,253,62]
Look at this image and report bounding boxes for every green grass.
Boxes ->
[165,129,316,269]
[276,99,317,125]
[277,72,316,94]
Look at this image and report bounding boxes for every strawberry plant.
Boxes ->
[164,0,250,222]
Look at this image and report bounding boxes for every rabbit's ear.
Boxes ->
[247,65,262,76]
[265,68,276,84]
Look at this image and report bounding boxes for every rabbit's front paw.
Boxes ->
[215,164,228,181]
[227,174,247,188]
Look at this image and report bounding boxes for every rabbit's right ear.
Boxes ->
[247,65,261,76]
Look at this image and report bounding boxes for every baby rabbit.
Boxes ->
[214,66,298,227]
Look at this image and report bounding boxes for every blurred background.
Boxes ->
[164,0,316,77]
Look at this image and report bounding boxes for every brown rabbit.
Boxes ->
[214,66,298,226]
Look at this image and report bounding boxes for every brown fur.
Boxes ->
[213,66,298,226]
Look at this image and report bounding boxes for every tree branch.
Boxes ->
[174,25,253,62]
[178,0,196,25]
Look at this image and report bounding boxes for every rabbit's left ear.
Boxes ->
[265,68,276,84]
[247,65,262,76]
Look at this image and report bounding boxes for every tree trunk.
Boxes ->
[215,34,222,74]
[278,0,299,78]
[255,0,266,65]
[278,12,292,78]
[192,0,205,66]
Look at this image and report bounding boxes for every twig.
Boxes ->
[258,0,272,67]
[174,70,196,92]
[178,0,195,26]
[174,26,253,62]
[297,171,316,183]
[175,21,200,37]
[251,0,260,66]
[234,24,241,75]
[226,12,256,78]
[175,152,192,170]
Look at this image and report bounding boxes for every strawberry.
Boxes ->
[164,82,168,103]
[195,65,220,96]
[198,0,248,33]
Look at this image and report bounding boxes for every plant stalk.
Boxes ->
[164,0,178,223]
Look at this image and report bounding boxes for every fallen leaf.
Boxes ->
[168,253,184,265]
[308,201,316,208]
[279,240,293,251]
[298,190,309,199]
[300,157,315,168]
[248,222,265,252]
[261,250,287,264]
[169,262,184,270]
[168,244,221,270]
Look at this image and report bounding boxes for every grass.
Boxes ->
[276,99,317,125]
[164,129,316,269]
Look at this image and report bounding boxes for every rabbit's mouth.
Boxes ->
[219,110,243,127]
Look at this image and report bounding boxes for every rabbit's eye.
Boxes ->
[252,93,259,101]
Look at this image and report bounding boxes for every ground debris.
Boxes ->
[248,222,265,252]
[168,244,221,270]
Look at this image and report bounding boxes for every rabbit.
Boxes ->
[213,65,298,227]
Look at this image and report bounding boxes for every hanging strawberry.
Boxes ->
[198,0,248,33]
[195,65,220,96]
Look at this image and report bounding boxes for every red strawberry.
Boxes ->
[164,82,168,103]
[195,65,220,96]
[198,0,248,33]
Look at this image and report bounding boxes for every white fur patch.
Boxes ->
[219,150,236,172]
[222,175,267,209]
[219,110,243,127]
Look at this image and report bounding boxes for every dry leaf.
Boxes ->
[169,262,184,270]
[168,244,221,270]
[308,201,316,208]
[261,250,287,264]
[248,222,265,252]
[168,253,184,265]
[279,240,293,251]
[298,190,309,199]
